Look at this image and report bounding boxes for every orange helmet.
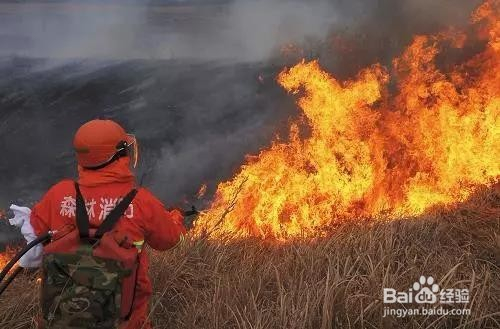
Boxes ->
[73,119,138,169]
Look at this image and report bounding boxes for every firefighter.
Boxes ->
[17,119,188,328]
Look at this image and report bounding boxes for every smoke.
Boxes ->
[3,0,481,62]
[0,0,484,68]
[0,0,340,61]
[0,3,150,59]
[207,0,338,61]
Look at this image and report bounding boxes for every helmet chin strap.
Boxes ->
[83,153,127,170]
[83,141,129,171]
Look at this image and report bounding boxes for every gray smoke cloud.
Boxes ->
[1,0,480,62]
[0,0,340,61]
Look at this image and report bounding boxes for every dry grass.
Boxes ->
[0,185,499,329]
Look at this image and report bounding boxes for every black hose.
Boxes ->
[0,232,51,284]
[0,266,23,295]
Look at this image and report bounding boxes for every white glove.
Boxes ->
[8,204,43,268]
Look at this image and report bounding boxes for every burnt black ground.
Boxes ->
[0,58,294,205]
[0,57,296,245]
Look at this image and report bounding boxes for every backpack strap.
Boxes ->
[74,182,138,240]
[94,188,138,239]
[74,182,90,239]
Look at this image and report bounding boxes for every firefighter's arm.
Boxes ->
[142,192,187,251]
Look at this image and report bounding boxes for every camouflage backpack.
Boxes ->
[41,183,139,329]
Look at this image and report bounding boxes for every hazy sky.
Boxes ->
[0,0,480,61]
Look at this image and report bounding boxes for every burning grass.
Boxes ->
[197,0,499,239]
[0,246,18,272]
[0,185,498,329]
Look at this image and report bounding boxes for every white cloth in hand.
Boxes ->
[8,204,43,268]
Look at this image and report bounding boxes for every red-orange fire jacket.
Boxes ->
[30,157,186,329]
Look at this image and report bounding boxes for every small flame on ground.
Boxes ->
[0,247,16,272]
[196,184,208,199]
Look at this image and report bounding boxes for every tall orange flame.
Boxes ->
[196,0,499,239]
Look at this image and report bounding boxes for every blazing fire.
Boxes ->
[195,1,499,239]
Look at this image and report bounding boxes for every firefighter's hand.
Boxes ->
[183,206,199,230]
[8,204,43,268]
